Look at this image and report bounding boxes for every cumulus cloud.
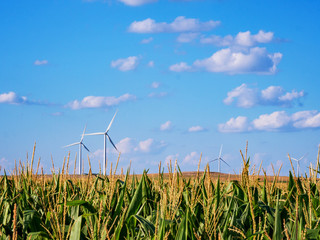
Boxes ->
[116,137,166,154]
[292,111,320,128]
[219,110,320,132]
[170,47,282,74]
[224,84,305,108]
[177,32,199,43]
[118,0,157,6]
[169,62,192,72]
[218,116,250,133]
[0,91,50,106]
[34,60,48,65]
[200,34,233,46]
[128,16,220,33]
[188,126,206,132]
[193,47,282,74]
[201,30,274,47]
[165,154,179,164]
[111,56,139,71]
[160,121,172,131]
[138,138,167,153]
[141,37,153,44]
[183,151,200,165]
[151,82,160,89]
[148,92,168,98]
[252,111,291,131]
[147,61,154,67]
[0,92,28,105]
[116,138,137,154]
[67,93,136,110]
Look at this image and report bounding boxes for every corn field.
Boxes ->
[1,145,320,239]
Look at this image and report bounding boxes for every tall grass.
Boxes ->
[0,143,320,239]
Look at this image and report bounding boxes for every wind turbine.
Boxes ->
[292,154,307,176]
[63,125,90,175]
[85,111,118,175]
[210,145,230,173]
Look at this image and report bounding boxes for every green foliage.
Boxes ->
[2,156,320,240]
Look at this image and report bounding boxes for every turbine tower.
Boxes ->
[210,145,230,173]
[63,125,90,175]
[86,111,118,175]
[292,154,306,176]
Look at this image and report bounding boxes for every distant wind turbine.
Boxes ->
[63,125,90,175]
[85,111,118,175]
[292,154,307,176]
[210,145,230,173]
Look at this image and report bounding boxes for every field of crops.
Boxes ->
[1,145,320,239]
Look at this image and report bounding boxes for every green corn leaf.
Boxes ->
[70,216,83,240]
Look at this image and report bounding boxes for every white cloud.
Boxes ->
[224,84,258,108]
[90,149,104,159]
[0,157,10,173]
[235,30,273,46]
[188,126,206,132]
[201,30,274,47]
[148,92,168,98]
[0,92,28,104]
[193,47,282,74]
[224,84,305,108]
[169,62,192,72]
[177,32,199,43]
[137,138,167,153]
[219,110,320,133]
[279,90,305,102]
[141,37,153,44]
[165,154,179,164]
[292,111,320,128]
[183,151,200,165]
[116,137,137,154]
[200,34,233,46]
[128,16,220,33]
[118,0,157,6]
[67,93,136,110]
[34,60,48,65]
[151,82,160,89]
[115,137,166,154]
[218,116,250,133]
[252,111,291,131]
[147,61,154,67]
[252,153,267,166]
[111,56,139,71]
[160,121,172,131]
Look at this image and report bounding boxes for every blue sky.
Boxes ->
[1,0,320,175]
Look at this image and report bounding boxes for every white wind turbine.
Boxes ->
[63,125,90,175]
[292,154,307,176]
[210,145,230,173]
[85,111,118,175]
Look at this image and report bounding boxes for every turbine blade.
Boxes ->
[220,158,230,167]
[85,132,105,136]
[299,153,307,161]
[63,142,80,148]
[82,143,90,152]
[81,124,87,141]
[209,158,219,163]
[107,134,118,152]
[106,110,118,133]
[219,144,223,158]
